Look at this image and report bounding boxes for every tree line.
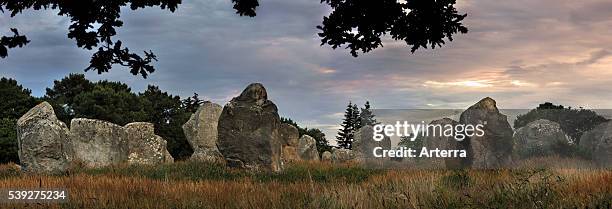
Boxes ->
[0,74,327,163]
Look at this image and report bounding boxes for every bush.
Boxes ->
[515,102,608,144]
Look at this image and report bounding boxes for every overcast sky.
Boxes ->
[2,0,612,140]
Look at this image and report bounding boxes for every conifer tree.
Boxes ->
[336,102,355,149]
[360,101,378,126]
[352,104,362,131]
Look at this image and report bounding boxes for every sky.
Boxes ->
[1,0,612,140]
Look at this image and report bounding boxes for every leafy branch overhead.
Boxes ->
[0,28,29,58]
[0,0,179,78]
[1,0,467,77]
[317,0,468,56]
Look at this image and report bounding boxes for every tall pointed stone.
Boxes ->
[422,118,471,169]
[17,102,71,173]
[280,123,300,163]
[459,97,513,168]
[217,83,283,171]
[182,102,224,164]
[353,125,391,167]
[298,135,319,161]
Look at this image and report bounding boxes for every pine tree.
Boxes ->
[182,93,204,113]
[336,102,355,149]
[352,104,362,131]
[360,101,378,126]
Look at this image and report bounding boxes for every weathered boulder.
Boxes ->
[17,102,71,173]
[331,148,357,164]
[182,102,224,164]
[579,125,603,154]
[459,97,514,168]
[217,83,283,171]
[70,120,172,167]
[298,135,319,161]
[422,118,470,169]
[280,124,300,164]
[353,125,391,166]
[282,146,301,163]
[280,123,299,147]
[321,151,332,161]
[513,119,570,158]
[579,121,612,167]
[125,122,174,165]
[69,118,129,168]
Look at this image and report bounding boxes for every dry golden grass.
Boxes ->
[0,160,611,209]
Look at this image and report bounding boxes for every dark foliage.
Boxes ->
[140,85,193,160]
[317,0,468,56]
[70,80,149,126]
[0,77,39,119]
[232,0,258,17]
[44,73,94,123]
[182,93,205,114]
[351,104,361,130]
[0,28,29,58]
[336,102,356,149]
[514,102,609,144]
[0,78,38,163]
[0,118,19,163]
[0,0,180,78]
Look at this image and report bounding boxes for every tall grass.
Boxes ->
[0,160,611,209]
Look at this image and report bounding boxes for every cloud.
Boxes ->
[2,0,612,139]
[576,49,610,65]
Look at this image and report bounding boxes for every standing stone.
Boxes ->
[331,148,357,164]
[321,151,332,161]
[580,121,612,167]
[217,83,283,171]
[69,118,129,168]
[353,125,391,166]
[422,118,470,169]
[298,135,319,161]
[459,97,514,168]
[282,146,301,163]
[513,119,570,159]
[125,122,174,165]
[182,102,224,164]
[280,123,299,146]
[280,124,300,163]
[17,102,71,173]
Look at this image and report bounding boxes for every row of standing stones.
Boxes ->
[423,98,612,168]
[17,103,174,173]
[16,83,612,173]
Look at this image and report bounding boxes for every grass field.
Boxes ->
[0,160,611,209]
